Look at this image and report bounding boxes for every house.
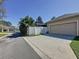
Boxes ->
[0,25,15,32]
[0,20,16,32]
[47,13,79,36]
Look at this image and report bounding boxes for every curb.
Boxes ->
[0,33,12,40]
[23,37,51,59]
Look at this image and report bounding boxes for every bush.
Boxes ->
[19,23,28,36]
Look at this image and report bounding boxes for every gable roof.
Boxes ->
[47,12,79,23]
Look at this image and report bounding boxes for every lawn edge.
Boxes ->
[0,33,12,40]
[70,40,78,59]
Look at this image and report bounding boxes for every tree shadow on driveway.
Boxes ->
[7,32,24,38]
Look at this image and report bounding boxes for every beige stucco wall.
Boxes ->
[47,16,79,36]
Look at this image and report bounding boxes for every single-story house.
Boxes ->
[47,13,79,36]
[0,25,15,32]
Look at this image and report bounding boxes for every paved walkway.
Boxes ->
[24,35,77,59]
[0,34,41,59]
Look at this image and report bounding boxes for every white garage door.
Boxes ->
[50,22,77,36]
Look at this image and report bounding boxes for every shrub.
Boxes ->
[19,23,28,35]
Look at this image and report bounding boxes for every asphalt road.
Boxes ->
[0,33,41,59]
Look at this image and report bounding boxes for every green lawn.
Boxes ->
[70,36,79,59]
[0,32,8,37]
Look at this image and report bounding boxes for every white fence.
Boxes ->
[27,27,48,35]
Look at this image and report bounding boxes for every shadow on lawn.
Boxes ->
[73,36,79,41]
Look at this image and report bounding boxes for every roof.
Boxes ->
[47,12,79,23]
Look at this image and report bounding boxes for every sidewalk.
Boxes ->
[23,35,77,59]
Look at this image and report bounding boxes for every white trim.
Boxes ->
[50,20,77,26]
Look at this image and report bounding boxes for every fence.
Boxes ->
[27,27,48,35]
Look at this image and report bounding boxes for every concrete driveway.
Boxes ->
[0,33,41,59]
[24,35,77,59]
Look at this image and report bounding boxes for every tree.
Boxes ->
[5,21,12,26]
[0,20,12,26]
[0,0,4,4]
[51,17,55,20]
[35,16,43,26]
[19,16,35,35]
[0,0,6,20]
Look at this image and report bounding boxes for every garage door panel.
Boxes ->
[50,22,77,35]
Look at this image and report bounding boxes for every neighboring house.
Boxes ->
[0,25,15,32]
[0,20,15,32]
[47,12,79,36]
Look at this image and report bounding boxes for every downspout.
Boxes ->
[77,20,79,36]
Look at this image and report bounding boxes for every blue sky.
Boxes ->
[4,0,79,26]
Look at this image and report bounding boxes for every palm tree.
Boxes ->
[0,0,4,4]
[0,0,6,32]
[0,0,6,20]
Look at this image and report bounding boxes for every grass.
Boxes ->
[0,32,8,37]
[70,36,79,59]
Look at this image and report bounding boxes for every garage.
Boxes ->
[47,13,79,36]
[50,22,77,36]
